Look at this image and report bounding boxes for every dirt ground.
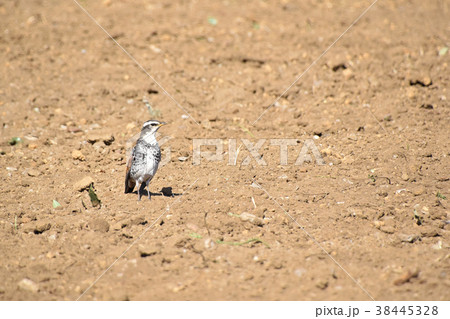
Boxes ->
[1,0,449,301]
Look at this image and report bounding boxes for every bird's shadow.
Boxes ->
[132,186,181,198]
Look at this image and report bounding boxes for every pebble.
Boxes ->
[28,143,38,150]
[294,268,306,278]
[27,168,40,177]
[401,173,409,181]
[89,218,110,232]
[420,227,439,238]
[316,280,329,290]
[138,244,159,257]
[380,226,395,234]
[413,187,425,196]
[393,270,419,286]
[422,76,432,86]
[23,221,51,234]
[73,176,94,192]
[397,233,420,243]
[72,150,85,161]
[18,278,39,293]
[239,212,264,227]
[87,133,115,146]
[178,156,188,162]
[342,68,353,80]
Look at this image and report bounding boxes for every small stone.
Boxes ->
[347,133,357,141]
[89,218,110,232]
[401,173,409,181]
[431,240,442,250]
[420,104,434,110]
[413,187,425,196]
[72,150,85,161]
[398,233,420,243]
[28,143,38,150]
[420,227,439,238]
[294,268,306,278]
[18,278,39,293]
[27,168,40,177]
[380,226,395,234]
[393,270,419,286]
[24,221,51,234]
[178,156,188,162]
[204,238,215,249]
[112,222,123,231]
[342,68,353,80]
[73,176,94,192]
[138,244,159,257]
[422,76,432,86]
[239,212,264,227]
[87,133,115,146]
[35,221,51,234]
[121,84,138,98]
[316,280,329,290]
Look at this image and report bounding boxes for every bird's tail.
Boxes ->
[124,171,136,193]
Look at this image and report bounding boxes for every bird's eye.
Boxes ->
[151,123,157,126]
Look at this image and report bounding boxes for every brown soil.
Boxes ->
[1,0,449,301]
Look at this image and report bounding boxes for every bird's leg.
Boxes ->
[138,183,146,201]
[147,181,151,200]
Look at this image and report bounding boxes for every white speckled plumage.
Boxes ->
[125,120,166,200]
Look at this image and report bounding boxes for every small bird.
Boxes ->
[125,120,166,200]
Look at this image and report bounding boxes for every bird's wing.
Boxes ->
[124,146,136,193]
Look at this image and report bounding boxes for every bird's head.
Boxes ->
[140,120,166,137]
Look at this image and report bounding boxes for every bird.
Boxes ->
[125,120,166,200]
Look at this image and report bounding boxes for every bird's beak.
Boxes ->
[158,122,167,127]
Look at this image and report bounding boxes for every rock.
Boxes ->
[294,268,306,278]
[138,244,159,257]
[204,238,215,249]
[35,221,51,234]
[121,84,138,98]
[431,241,442,250]
[27,168,40,177]
[393,270,419,286]
[401,173,409,181]
[410,77,432,87]
[316,280,329,290]
[380,226,395,234]
[18,278,39,293]
[413,187,425,196]
[239,212,264,227]
[130,216,146,226]
[398,233,420,243]
[112,222,123,231]
[72,150,85,161]
[298,167,308,173]
[89,218,110,232]
[23,221,51,234]
[178,156,188,162]
[420,104,434,110]
[422,76,432,86]
[73,176,94,192]
[28,143,38,150]
[342,68,353,80]
[87,133,115,146]
[420,227,439,238]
